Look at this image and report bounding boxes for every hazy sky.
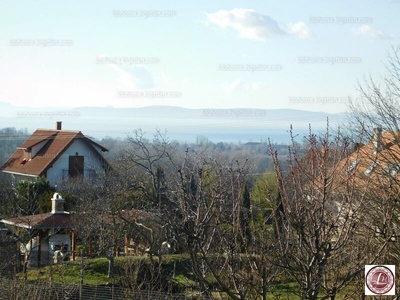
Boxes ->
[1,0,399,113]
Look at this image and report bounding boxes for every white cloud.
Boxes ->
[161,72,169,84]
[250,82,268,90]
[108,63,155,89]
[96,55,155,89]
[181,78,189,84]
[288,22,314,39]
[206,8,286,41]
[222,80,246,92]
[222,80,267,92]
[352,25,390,39]
[107,63,134,88]
[206,9,313,41]
[124,66,155,89]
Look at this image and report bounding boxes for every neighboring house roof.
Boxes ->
[1,128,109,177]
[335,130,400,193]
[243,142,261,146]
[2,212,72,230]
[300,130,400,195]
[80,209,154,226]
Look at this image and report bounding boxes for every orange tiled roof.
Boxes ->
[334,131,400,194]
[1,129,108,177]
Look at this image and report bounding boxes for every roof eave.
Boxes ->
[1,219,31,229]
[1,170,40,178]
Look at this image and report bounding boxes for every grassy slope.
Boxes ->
[22,254,359,299]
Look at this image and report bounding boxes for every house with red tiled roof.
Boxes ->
[2,193,73,267]
[305,128,400,194]
[324,128,400,241]
[1,122,110,186]
[1,192,158,267]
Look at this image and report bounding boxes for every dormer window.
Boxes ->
[31,140,48,158]
[365,162,379,176]
[384,163,400,177]
[347,159,359,173]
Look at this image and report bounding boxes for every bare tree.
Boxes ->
[348,46,400,140]
[117,129,174,209]
[347,46,400,296]
[113,129,282,299]
[161,148,280,300]
[269,125,391,300]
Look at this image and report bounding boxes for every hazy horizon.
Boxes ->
[0,103,347,143]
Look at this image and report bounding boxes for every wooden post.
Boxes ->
[71,230,75,261]
[124,233,129,256]
[89,236,92,256]
[80,250,84,299]
[37,232,41,267]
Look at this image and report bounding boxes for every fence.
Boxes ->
[0,279,211,300]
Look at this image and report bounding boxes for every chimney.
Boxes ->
[373,127,383,155]
[51,193,65,214]
[56,121,62,130]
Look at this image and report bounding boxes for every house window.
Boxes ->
[69,156,84,177]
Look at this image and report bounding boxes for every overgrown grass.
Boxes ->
[26,258,110,285]
[21,254,364,299]
[24,254,195,287]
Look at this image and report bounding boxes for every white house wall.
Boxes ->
[46,139,106,185]
[49,234,71,254]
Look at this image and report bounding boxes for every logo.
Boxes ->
[365,265,395,295]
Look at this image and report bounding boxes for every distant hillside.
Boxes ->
[0,103,348,143]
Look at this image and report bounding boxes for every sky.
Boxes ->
[0,0,399,114]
